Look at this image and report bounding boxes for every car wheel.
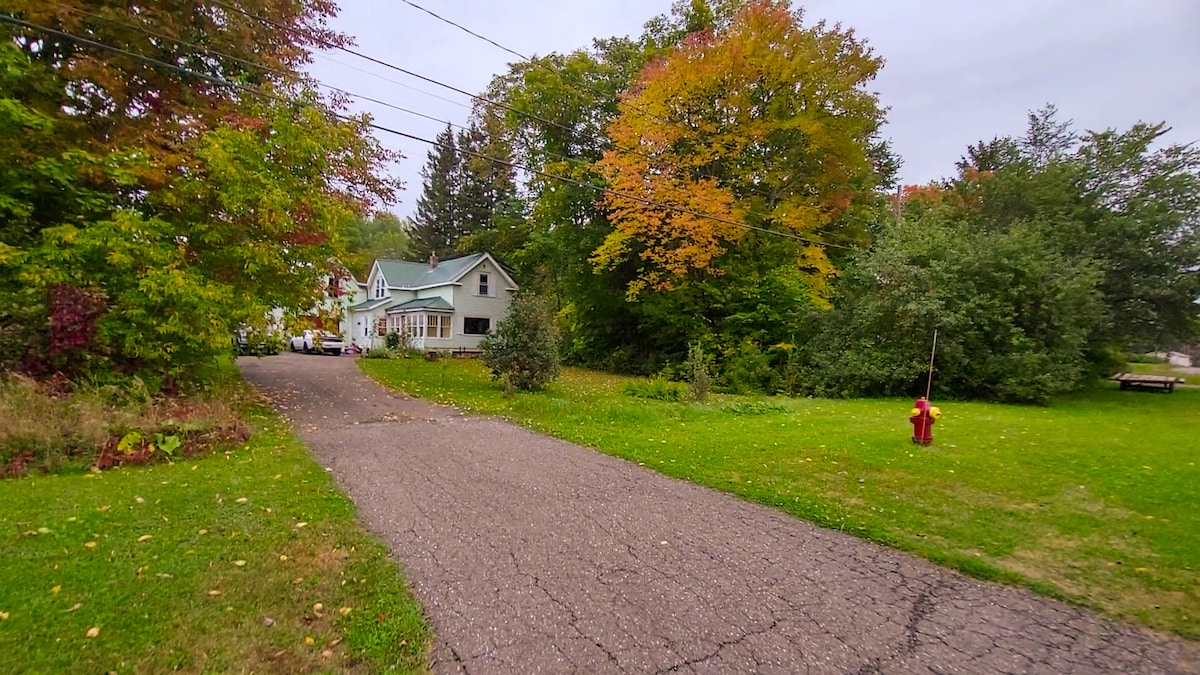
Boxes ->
[289,342,297,353]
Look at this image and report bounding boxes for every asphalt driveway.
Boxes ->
[239,353,1198,673]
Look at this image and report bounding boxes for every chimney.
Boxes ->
[428,251,438,269]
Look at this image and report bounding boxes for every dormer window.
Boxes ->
[374,277,386,299]
[478,273,489,296]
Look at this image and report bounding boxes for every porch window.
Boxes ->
[428,314,451,339]
[478,273,489,296]
[464,317,490,335]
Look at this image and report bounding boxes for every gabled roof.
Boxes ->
[372,252,518,291]
[385,297,454,314]
[348,298,390,313]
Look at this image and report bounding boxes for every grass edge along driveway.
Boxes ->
[362,357,1199,641]
[0,383,429,674]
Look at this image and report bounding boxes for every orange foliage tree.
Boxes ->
[593,0,887,301]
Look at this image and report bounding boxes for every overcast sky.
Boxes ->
[306,0,1200,218]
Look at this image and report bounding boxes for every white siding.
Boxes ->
[448,260,515,350]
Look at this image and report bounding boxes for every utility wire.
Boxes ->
[396,0,678,127]
[203,0,864,242]
[0,13,857,250]
[208,0,620,156]
[48,1,624,178]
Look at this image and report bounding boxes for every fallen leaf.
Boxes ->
[293,577,304,585]
[338,607,351,616]
[321,650,333,659]
[156,573,173,579]
[313,603,323,613]
[97,505,110,512]
[197,529,208,536]
[37,527,52,535]
[1136,567,1149,572]
[137,535,153,543]
[66,603,82,613]
[208,590,222,596]
[235,497,248,504]
[84,541,97,549]
[278,555,289,562]
[272,474,282,480]
[83,473,96,479]
[232,560,246,567]
[263,616,275,627]
[304,636,315,645]
[328,637,343,648]
[135,496,145,504]
[86,627,100,638]
[295,522,308,529]
[0,611,9,620]
[51,585,61,595]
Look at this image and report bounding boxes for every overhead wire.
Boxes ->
[394,0,889,239]
[205,1,869,244]
[49,4,632,179]
[0,12,859,250]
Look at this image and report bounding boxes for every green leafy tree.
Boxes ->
[802,209,1104,403]
[0,3,394,385]
[480,294,561,391]
[343,212,411,279]
[954,107,1200,352]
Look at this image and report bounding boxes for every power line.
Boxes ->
[396,0,678,127]
[48,4,623,176]
[208,0,615,157]
[0,13,857,251]
[204,1,862,242]
[391,0,872,242]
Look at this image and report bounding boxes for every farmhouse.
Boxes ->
[339,252,517,352]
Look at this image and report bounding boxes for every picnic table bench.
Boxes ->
[1110,372,1185,393]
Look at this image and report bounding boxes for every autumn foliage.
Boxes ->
[594,0,886,300]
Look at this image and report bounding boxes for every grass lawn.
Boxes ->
[363,358,1200,640]
[1128,361,1192,384]
[0,385,428,673]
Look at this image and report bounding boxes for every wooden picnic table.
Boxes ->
[1109,372,1185,393]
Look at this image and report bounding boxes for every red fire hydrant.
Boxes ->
[909,397,941,445]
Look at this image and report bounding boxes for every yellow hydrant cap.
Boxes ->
[910,408,921,417]
[930,407,942,419]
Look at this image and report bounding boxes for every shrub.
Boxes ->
[481,294,560,392]
[0,375,247,476]
[718,339,780,395]
[623,377,686,402]
[385,331,402,350]
[721,400,788,415]
[685,343,712,402]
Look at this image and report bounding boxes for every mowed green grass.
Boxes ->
[0,392,428,674]
[363,358,1200,639]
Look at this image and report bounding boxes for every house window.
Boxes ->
[464,317,490,335]
[478,273,489,296]
[374,277,386,299]
[427,314,451,339]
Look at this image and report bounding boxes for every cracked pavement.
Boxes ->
[239,353,1199,674]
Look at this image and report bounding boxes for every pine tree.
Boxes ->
[410,124,463,260]
[456,112,520,254]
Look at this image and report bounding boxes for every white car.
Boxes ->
[290,330,344,355]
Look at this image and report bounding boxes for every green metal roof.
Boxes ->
[347,299,390,313]
[385,297,454,314]
[375,253,488,289]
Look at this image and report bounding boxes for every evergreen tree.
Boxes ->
[410,124,462,260]
[456,113,519,252]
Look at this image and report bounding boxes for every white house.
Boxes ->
[341,252,518,352]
